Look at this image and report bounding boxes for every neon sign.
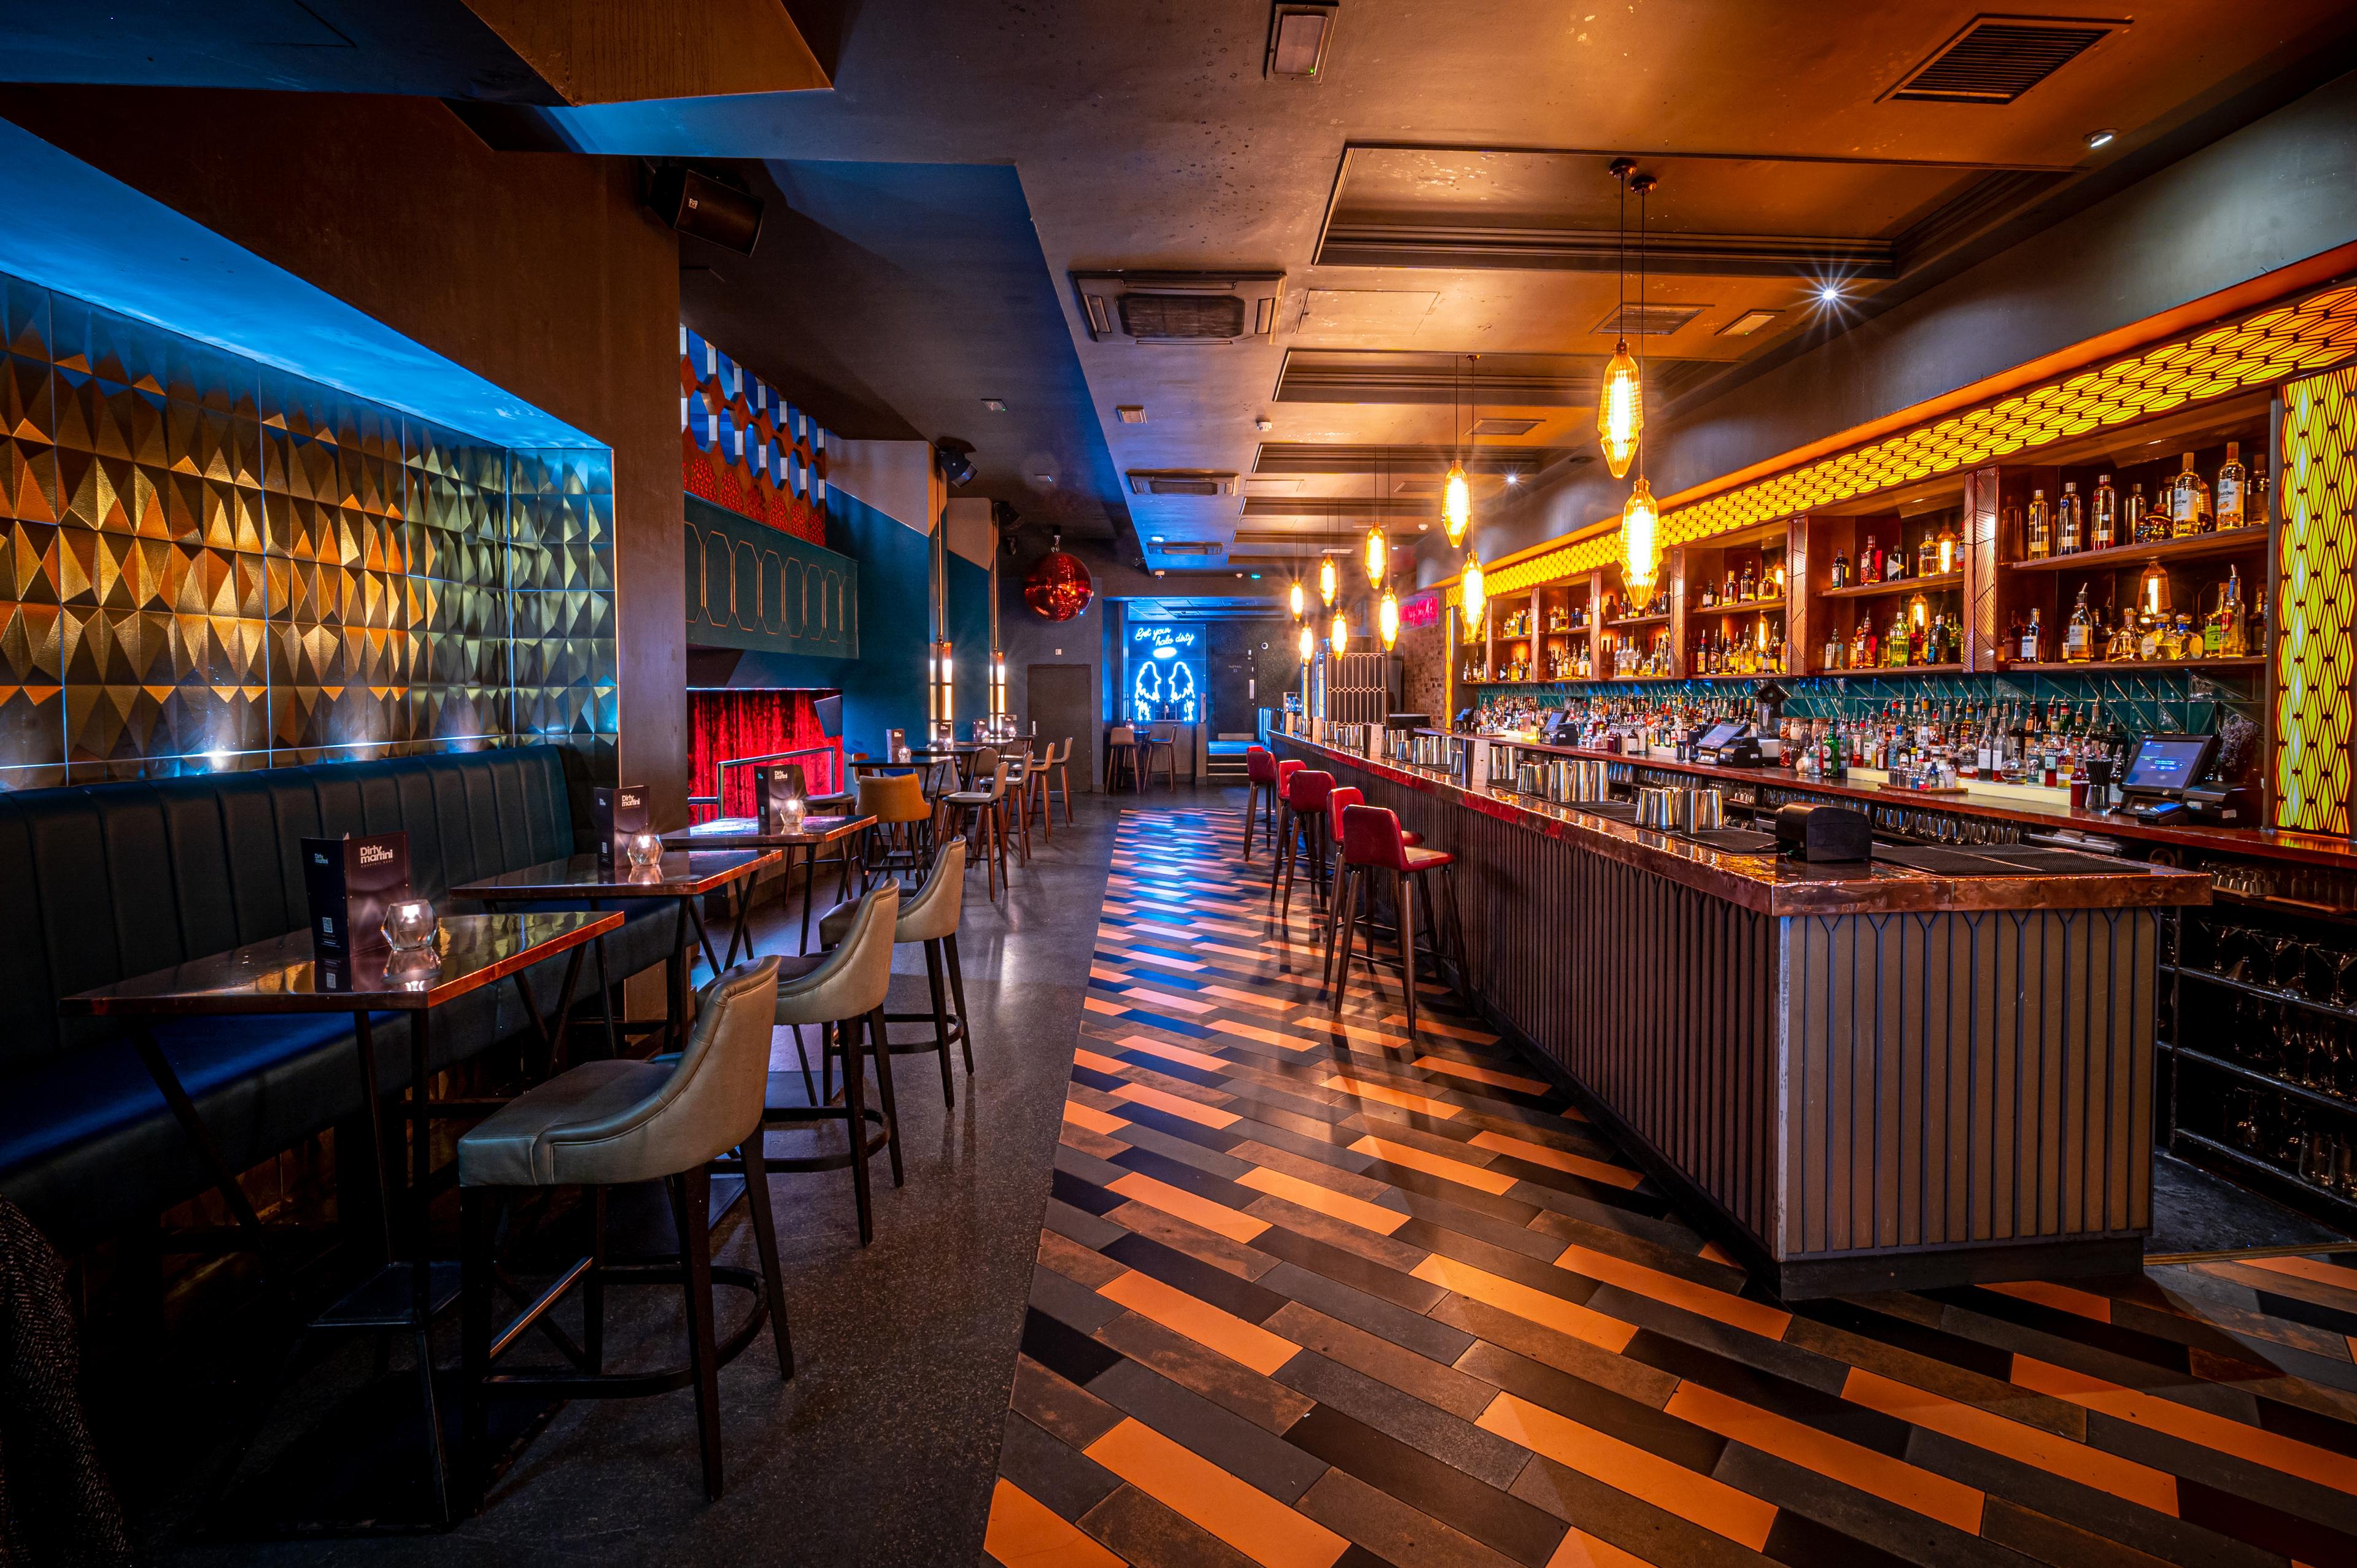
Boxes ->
[1127,626,1202,723]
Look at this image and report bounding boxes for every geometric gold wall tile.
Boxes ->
[2274,362,2357,832]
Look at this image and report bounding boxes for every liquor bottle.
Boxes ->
[1740,562,1757,601]
[2216,441,2247,530]
[2223,565,2248,657]
[2025,490,2052,558]
[1851,615,1876,669]
[1916,531,1938,577]
[1722,569,1738,604]
[1830,548,1851,589]
[1935,520,1959,575]
[2129,482,2162,543]
[2058,482,2084,555]
[2018,608,2045,663]
[1886,539,1906,582]
[2202,587,2227,658]
[2063,584,2095,662]
[2250,460,2271,526]
[1863,535,1883,582]
[1887,605,1911,667]
[2091,474,2118,550]
[2170,452,2209,537]
[2137,613,2161,662]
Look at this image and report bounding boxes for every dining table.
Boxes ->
[663,814,875,956]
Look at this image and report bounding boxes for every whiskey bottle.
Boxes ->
[2091,474,2118,550]
[2058,481,2084,554]
[1830,548,1851,589]
[2025,489,2053,558]
[1738,561,1756,601]
[2170,452,2209,537]
[2063,584,2095,663]
[2018,608,2045,663]
[1916,530,1938,577]
[2216,441,2247,529]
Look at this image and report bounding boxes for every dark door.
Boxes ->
[1027,663,1096,793]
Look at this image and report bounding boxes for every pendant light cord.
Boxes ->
[1636,178,1647,484]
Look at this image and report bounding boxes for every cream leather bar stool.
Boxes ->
[818,838,973,1106]
[458,957,788,1504]
[943,754,1012,900]
[761,884,902,1245]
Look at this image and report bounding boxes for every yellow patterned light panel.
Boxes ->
[2275,365,2357,833]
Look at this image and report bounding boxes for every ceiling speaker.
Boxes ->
[651,167,764,256]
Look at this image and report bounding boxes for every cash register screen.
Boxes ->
[2122,738,2210,795]
[1696,721,1745,751]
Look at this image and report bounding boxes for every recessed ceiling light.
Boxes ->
[1417,522,1429,532]
[1255,416,1275,431]
[1117,405,1146,423]
[1816,284,1843,304]
[2085,128,2116,149]
[981,398,1007,412]
[1149,535,1165,543]
[1717,309,1782,338]
[1504,473,1520,487]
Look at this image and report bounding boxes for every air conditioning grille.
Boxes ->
[1120,294,1248,341]
[1888,18,2111,105]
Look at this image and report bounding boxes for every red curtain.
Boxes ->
[687,690,842,818]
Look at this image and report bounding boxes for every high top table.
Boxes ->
[664,814,875,956]
[60,910,621,1525]
[452,849,777,1056]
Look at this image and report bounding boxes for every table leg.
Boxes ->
[350,1011,395,1267]
[589,896,621,1060]
[799,844,818,953]
[128,1024,276,1270]
[408,1010,453,1525]
[668,896,694,1049]
[687,898,725,979]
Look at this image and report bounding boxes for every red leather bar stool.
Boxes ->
[1268,767,1336,915]
[1319,786,1420,990]
[1330,802,1466,1036]
[1242,746,1283,859]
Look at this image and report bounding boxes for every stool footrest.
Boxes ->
[757,1106,892,1171]
[479,1265,767,1400]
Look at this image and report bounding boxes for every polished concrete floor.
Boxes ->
[143,785,1165,1567]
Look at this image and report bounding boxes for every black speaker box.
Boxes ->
[1774,803,1873,862]
[651,167,763,255]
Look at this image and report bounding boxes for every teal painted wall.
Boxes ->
[826,489,931,759]
[947,552,991,732]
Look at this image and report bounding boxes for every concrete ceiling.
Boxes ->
[9,0,2353,584]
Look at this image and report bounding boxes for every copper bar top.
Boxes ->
[664,814,874,849]
[452,848,780,900]
[1274,735,2208,917]
[1466,733,2356,868]
[61,911,623,1016]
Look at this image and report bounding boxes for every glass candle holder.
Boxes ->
[776,795,807,833]
[382,898,439,952]
[626,831,664,870]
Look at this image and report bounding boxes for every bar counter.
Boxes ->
[1271,730,2211,1297]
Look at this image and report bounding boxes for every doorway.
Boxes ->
[1027,663,1095,792]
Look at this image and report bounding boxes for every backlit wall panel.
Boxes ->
[2274,363,2357,833]
[0,270,614,789]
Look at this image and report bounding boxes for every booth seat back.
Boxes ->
[0,746,585,1072]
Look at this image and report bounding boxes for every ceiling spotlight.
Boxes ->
[981,398,1007,412]
[1816,284,1843,304]
[1117,404,1147,423]
[1503,472,1520,487]
[2085,128,2116,149]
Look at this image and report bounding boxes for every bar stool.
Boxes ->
[857,770,934,884]
[1269,768,1336,916]
[818,838,972,1106]
[1105,725,1141,792]
[942,755,1013,899]
[459,957,788,1503]
[1319,787,1422,990]
[1242,745,1279,859]
[1144,722,1179,789]
[1026,737,1073,840]
[1002,745,1035,864]
[762,884,902,1245]
[1331,803,1468,1037]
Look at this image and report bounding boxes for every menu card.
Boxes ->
[301,832,412,962]
[756,763,807,832]
[592,783,650,868]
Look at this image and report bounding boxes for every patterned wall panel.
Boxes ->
[0,269,613,787]
[2274,363,2357,832]
[680,326,829,545]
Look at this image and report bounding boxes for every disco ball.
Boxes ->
[1023,549,1094,622]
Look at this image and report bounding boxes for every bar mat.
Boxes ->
[1875,844,2125,877]
[1567,800,1640,821]
[1972,847,2134,875]
[1682,828,1778,854]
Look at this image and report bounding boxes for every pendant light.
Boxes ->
[1298,621,1317,663]
[1460,551,1486,636]
[1288,577,1305,618]
[1365,443,1388,579]
[1331,604,1349,649]
[1442,355,1473,546]
[1379,581,1401,648]
[1617,171,1662,609]
[1364,523,1386,580]
[1318,553,1338,606]
[1598,160,1643,479]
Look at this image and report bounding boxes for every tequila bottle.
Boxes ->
[2091,473,2118,549]
[2170,452,2210,538]
[2215,441,2247,529]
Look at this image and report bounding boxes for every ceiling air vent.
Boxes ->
[1593,304,1705,337]
[1072,271,1286,344]
[1155,541,1225,557]
[1883,16,2116,105]
[1471,416,1541,437]
[1126,470,1240,497]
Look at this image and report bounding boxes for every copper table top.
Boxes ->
[451,848,778,900]
[664,814,875,848]
[60,911,623,1016]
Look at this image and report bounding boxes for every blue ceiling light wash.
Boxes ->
[0,118,594,450]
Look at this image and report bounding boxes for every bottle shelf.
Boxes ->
[2162,960,2357,1024]
[1809,663,1966,677]
[2169,1127,2357,1227]
[2162,1040,2357,1117]
[1690,598,1787,616]
[2002,657,2264,673]
[1819,572,1962,601]
[2005,524,2270,574]
[1676,671,1793,682]
[1607,613,1671,629]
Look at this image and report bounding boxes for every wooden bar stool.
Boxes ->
[1268,767,1336,916]
[1329,803,1467,1037]
[1105,726,1142,792]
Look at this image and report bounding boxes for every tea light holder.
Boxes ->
[626,831,664,870]
[381,897,439,953]
[776,794,807,833]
